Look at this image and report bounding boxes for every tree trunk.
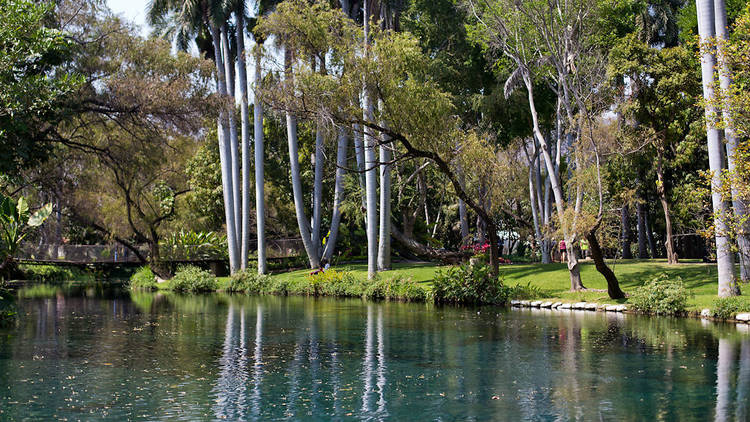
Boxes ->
[645,207,657,258]
[524,73,584,290]
[285,48,320,269]
[254,44,267,274]
[353,123,367,221]
[621,204,633,259]
[697,0,739,296]
[458,170,470,245]
[637,200,649,258]
[363,0,378,279]
[656,150,678,264]
[323,128,348,261]
[391,224,467,262]
[221,26,242,251]
[311,123,324,260]
[148,240,170,279]
[377,136,392,271]
[209,23,239,274]
[236,13,251,270]
[586,229,625,299]
[715,0,750,281]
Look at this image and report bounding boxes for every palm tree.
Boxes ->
[696,0,739,296]
[148,0,241,273]
[714,0,750,281]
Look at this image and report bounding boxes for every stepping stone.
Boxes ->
[616,305,628,312]
[736,313,750,322]
[520,300,530,307]
[540,302,553,308]
[585,303,598,311]
[530,301,543,307]
[598,303,611,311]
[701,309,711,318]
[573,302,587,310]
[551,302,563,309]
[559,303,572,310]
[510,300,521,307]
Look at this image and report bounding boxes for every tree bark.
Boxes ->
[697,0,739,296]
[221,26,242,251]
[209,23,239,274]
[254,43,267,274]
[237,12,251,270]
[363,0,378,279]
[323,128,348,261]
[391,224,467,262]
[285,48,320,269]
[656,149,678,264]
[621,204,633,259]
[377,135,392,271]
[715,0,750,282]
[586,229,625,299]
[645,206,657,258]
[637,200,649,258]
[311,123,324,260]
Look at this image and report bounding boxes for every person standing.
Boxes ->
[559,239,567,263]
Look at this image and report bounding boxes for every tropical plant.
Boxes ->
[0,194,52,276]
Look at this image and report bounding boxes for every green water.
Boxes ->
[1,285,749,421]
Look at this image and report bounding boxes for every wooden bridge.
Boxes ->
[17,239,306,265]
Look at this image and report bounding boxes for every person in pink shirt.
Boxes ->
[559,239,567,262]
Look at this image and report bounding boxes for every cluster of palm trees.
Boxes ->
[148,0,397,278]
[148,0,276,274]
[696,0,747,297]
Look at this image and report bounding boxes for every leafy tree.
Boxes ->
[0,194,51,277]
[0,0,81,174]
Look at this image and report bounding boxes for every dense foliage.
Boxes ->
[630,273,689,315]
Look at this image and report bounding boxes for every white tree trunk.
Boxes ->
[696,0,739,296]
[377,136,392,271]
[210,24,239,273]
[715,0,750,281]
[285,48,320,269]
[311,124,324,260]
[524,73,583,289]
[221,27,242,253]
[363,0,378,279]
[254,44,267,274]
[353,123,368,222]
[236,14,251,270]
[323,128,348,261]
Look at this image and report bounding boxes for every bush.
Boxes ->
[306,270,364,297]
[168,266,217,293]
[712,297,750,320]
[227,270,270,294]
[504,282,545,301]
[364,276,429,302]
[129,266,157,290]
[432,263,510,305]
[629,273,688,315]
[17,264,94,283]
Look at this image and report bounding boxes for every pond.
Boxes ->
[1,284,748,421]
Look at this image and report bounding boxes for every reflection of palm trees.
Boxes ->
[736,340,749,421]
[361,304,388,420]
[250,304,263,419]
[715,338,736,422]
[213,305,249,421]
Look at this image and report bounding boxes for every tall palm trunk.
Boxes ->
[285,48,320,269]
[323,128,348,261]
[696,0,739,296]
[236,13,251,270]
[353,123,368,222]
[209,23,239,273]
[715,0,750,281]
[377,136,392,271]
[311,124,324,260]
[363,0,379,279]
[254,43,266,274]
[221,27,242,252]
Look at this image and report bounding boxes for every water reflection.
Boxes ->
[1,286,749,421]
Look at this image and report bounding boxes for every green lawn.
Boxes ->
[229,259,750,312]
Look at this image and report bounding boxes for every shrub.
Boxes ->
[227,270,270,294]
[432,263,510,305]
[504,282,545,300]
[306,270,364,297]
[129,266,157,290]
[168,266,217,293]
[629,273,688,315]
[712,297,750,320]
[364,276,429,302]
[17,264,94,283]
